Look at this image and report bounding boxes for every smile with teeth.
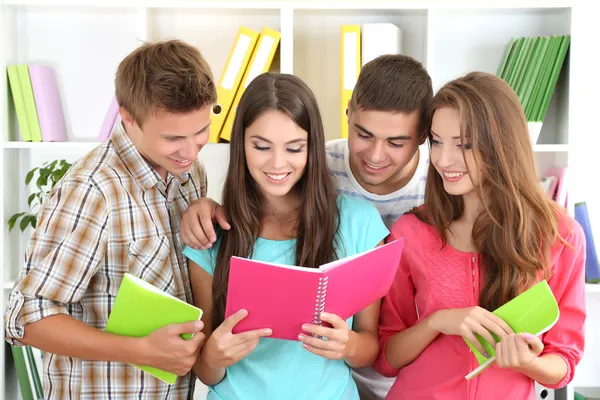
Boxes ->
[443,171,466,178]
[265,172,290,181]
[363,160,389,171]
[171,158,191,165]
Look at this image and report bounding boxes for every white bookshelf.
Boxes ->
[1,1,599,399]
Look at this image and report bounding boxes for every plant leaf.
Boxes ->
[19,215,32,231]
[28,193,36,207]
[25,168,37,185]
[7,212,25,231]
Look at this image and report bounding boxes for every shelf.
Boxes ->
[3,141,102,150]
[586,283,600,293]
[532,144,569,152]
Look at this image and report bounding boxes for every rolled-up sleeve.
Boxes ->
[540,218,587,388]
[4,176,108,345]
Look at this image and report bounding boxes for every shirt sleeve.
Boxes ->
[4,176,109,345]
[538,218,587,388]
[339,196,389,253]
[183,245,216,276]
[372,216,419,378]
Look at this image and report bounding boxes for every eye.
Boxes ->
[253,144,270,151]
[388,142,404,149]
[166,137,180,142]
[287,147,304,153]
[357,131,370,139]
[431,139,441,145]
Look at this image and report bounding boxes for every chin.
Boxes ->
[442,182,474,196]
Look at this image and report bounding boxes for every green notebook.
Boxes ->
[105,273,203,384]
[464,280,559,380]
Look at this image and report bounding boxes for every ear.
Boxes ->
[346,99,352,124]
[119,107,136,129]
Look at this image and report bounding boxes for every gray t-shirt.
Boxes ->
[326,138,429,399]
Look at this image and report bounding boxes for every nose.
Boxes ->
[272,149,287,170]
[367,140,386,163]
[181,142,199,162]
[434,144,456,169]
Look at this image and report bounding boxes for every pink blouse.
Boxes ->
[373,212,586,400]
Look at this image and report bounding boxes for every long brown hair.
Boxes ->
[411,71,561,311]
[212,72,340,327]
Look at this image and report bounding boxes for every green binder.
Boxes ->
[464,280,559,380]
[105,273,203,384]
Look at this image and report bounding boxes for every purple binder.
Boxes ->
[28,65,67,142]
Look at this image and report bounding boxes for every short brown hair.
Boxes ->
[351,54,433,132]
[115,39,217,126]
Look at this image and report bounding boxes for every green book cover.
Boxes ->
[105,273,203,385]
[6,65,32,141]
[16,64,42,142]
[515,36,541,104]
[512,37,535,98]
[497,38,516,78]
[11,346,34,400]
[503,38,525,87]
[464,280,559,380]
[529,36,561,123]
[521,36,551,119]
[24,346,43,399]
[535,35,570,124]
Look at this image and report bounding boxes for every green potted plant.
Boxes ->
[7,159,72,232]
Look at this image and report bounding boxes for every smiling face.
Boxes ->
[429,106,478,196]
[347,107,424,195]
[122,106,211,180]
[244,109,308,202]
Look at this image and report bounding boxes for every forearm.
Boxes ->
[193,349,226,386]
[22,314,146,365]
[385,314,440,370]
[344,330,379,368]
[514,354,568,386]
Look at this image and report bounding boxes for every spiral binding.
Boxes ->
[312,276,329,325]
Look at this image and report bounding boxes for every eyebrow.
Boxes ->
[430,129,461,140]
[161,121,211,139]
[250,135,307,145]
[355,123,412,141]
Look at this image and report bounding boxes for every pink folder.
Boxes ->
[545,167,568,208]
[225,239,405,341]
[97,95,120,141]
[28,65,67,142]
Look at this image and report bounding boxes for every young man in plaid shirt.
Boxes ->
[5,39,216,399]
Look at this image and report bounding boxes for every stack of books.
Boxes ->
[497,35,570,144]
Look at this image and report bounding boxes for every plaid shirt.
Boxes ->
[4,124,207,399]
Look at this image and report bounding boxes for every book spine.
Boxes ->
[312,276,329,326]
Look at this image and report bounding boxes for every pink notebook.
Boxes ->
[28,65,67,142]
[225,239,405,341]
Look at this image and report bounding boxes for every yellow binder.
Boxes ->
[340,25,361,139]
[209,27,260,143]
[219,27,281,142]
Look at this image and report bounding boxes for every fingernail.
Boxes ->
[483,352,489,358]
[298,334,305,341]
[524,333,533,340]
[263,329,272,335]
[195,321,203,331]
[320,312,328,318]
[302,324,309,330]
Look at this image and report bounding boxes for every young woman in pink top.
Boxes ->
[373,71,586,400]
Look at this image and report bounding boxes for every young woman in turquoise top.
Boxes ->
[183,72,389,399]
